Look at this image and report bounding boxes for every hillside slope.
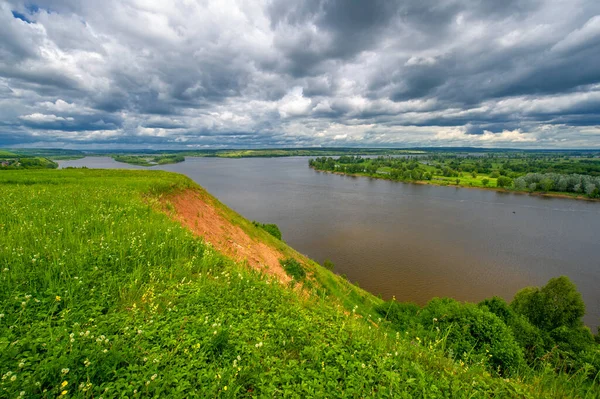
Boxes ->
[0,170,596,398]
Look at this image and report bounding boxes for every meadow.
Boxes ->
[1,169,599,397]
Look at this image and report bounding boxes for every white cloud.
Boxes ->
[278,87,312,118]
[20,113,74,122]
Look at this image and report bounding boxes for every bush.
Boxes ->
[479,297,547,364]
[322,259,335,271]
[280,258,306,280]
[419,298,524,375]
[376,301,420,331]
[253,222,282,240]
[511,276,585,332]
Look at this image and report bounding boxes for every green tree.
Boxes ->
[482,178,489,187]
[511,276,585,332]
[539,178,554,192]
[496,176,513,188]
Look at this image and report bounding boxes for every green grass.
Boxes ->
[0,169,597,397]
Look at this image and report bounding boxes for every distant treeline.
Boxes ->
[309,154,600,198]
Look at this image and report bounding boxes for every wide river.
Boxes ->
[60,156,600,329]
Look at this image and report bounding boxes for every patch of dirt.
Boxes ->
[165,189,291,284]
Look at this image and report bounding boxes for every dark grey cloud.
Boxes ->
[0,0,599,148]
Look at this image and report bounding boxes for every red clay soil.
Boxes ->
[166,189,291,284]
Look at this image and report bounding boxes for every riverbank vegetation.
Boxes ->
[309,153,600,199]
[1,169,598,397]
[251,221,282,240]
[113,154,185,166]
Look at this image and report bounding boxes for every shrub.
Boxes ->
[253,221,282,240]
[419,298,524,375]
[511,276,585,332]
[280,258,306,280]
[479,297,547,364]
[323,259,335,271]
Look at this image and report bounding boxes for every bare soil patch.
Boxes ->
[165,189,291,284]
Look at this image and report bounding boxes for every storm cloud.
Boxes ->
[1,0,600,148]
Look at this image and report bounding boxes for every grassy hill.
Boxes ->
[0,150,17,158]
[0,170,598,397]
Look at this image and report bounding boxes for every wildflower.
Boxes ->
[0,314,4,318]
[361,363,366,368]
[61,368,70,375]
[55,296,61,302]
[84,359,91,367]
[19,391,25,397]
[61,380,68,387]
[60,390,68,396]
[151,374,157,381]
[10,375,16,382]
[223,386,228,391]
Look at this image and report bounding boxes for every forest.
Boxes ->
[309,152,600,199]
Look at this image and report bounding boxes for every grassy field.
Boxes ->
[0,170,598,397]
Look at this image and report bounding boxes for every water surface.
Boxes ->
[60,156,600,329]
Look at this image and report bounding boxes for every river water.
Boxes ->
[60,156,600,329]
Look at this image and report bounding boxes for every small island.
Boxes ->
[112,154,185,166]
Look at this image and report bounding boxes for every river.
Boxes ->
[59,156,600,329]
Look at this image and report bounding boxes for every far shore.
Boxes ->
[312,167,600,203]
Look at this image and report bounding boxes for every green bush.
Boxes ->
[419,298,525,375]
[252,221,282,240]
[479,297,547,364]
[280,258,305,280]
[511,276,585,332]
[322,259,334,271]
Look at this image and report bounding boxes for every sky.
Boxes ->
[1,1,600,149]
